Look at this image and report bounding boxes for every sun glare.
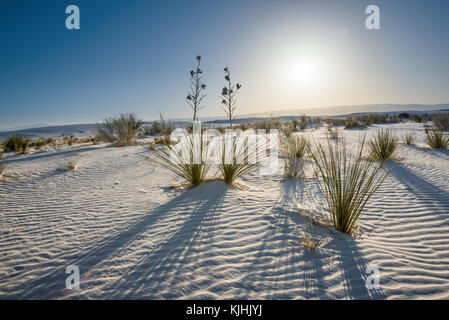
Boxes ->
[283,57,323,89]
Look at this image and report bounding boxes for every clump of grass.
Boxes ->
[154,134,175,146]
[217,134,260,185]
[150,129,214,187]
[344,118,365,129]
[281,136,307,178]
[368,129,398,162]
[308,136,389,235]
[0,150,7,177]
[3,136,31,153]
[281,122,294,138]
[426,128,449,149]
[327,127,340,139]
[302,231,319,250]
[67,160,77,171]
[402,131,416,145]
[96,113,143,147]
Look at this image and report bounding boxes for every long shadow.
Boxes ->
[103,186,228,299]
[236,179,386,299]
[327,237,386,299]
[7,185,226,299]
[386,162,449,211]
[4,145,103,165]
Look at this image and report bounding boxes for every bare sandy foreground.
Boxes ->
[1,122,449,299]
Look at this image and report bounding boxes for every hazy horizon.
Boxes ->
[2,0,449,129]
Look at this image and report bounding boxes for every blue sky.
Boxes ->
[1,0,449,130]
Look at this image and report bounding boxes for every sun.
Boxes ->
[283,57,323,89]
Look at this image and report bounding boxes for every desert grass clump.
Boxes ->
[368,129,398,162]
[154,134,175,146]
[281,122,294,138]
[302,231,319,250]
[96,113,143,147]
[426,128,449,149]
[402,131,416,145]
[281,136,307,178]
[3,136,31,153]
[217,134,260,185]
[327,127,340,140]
[150,129,214,187]
[0,150,7,177]
[67,160,77,171]
[309,136,389,235]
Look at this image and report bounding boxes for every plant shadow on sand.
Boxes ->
[4,145,103,165]
[11,181,228,299]
[233,178,386,299]
[386,161,449,210]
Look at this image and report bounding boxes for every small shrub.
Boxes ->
[426,128,449,149]
[308,136,389,235]
[402,132,416,145]
[96,113,143,146]
[3,136,31,153]
[67,160,77,170]
[432,113,449,131]
[327,127,340,140]
[368,129,398,162]
[344,118,364,129]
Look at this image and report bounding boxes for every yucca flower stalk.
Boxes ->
[309,135,389,235]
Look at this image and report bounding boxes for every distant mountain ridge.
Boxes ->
[1,104,448,139]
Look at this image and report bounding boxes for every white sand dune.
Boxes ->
[1,123,449,299]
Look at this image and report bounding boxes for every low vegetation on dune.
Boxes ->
[142,113,176,137]
[218,135,260,185]
[402,131,416,145]
[309,135,390,235]
[368,129,399,162]
[96,113,143,147]
[432,113,449,131]
[280,135,309,178]
[426,128,449,149]
[0,150,7,177]
[150,130,213,187]
[3,136,31,154]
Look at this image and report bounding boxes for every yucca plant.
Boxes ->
[281,122,294,138]
[426,128,449,149]
[150,129,213,187]
[368,129,398,162]
[309,136,389,235]
[96,113,143,146]
[402,131,416,145]
[281,136,306,178]
[217,134,260,185]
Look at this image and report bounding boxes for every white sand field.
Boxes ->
[1,122,449,299]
